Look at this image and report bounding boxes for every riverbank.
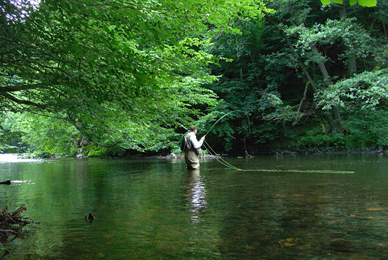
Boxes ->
[3,147,387,161]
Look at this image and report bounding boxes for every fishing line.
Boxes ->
[199,111,355,174]
[201,110,251,171]
[203,141,354,173]
[203,140,242,171]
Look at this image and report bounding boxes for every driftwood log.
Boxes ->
[0,206,35,258]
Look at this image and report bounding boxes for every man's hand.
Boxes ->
[201,135,206,142]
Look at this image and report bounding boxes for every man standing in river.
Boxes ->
[182,126,206,170]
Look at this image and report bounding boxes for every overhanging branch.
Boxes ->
[0,92,46,109]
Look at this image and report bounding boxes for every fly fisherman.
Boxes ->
[181,126,206,170]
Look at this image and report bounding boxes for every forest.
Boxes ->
[1,0,386,158]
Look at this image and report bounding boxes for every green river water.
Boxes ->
[0,154,388,259]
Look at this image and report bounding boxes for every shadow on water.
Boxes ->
[0,154,388,259]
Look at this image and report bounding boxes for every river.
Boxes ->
[0,153,387,259]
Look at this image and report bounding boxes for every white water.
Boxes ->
[0,154,40,163]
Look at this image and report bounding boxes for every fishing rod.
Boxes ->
[204,110,250,136]
[201,110,249,171]
[205,111,236,136]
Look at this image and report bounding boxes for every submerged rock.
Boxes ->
[329,239,351,252]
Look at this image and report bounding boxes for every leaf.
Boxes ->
[320,0,377,6]
[358,0,377,7]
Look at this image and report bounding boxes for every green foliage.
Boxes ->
[299,132,346,151]
[320,0,377,7]
[299,130,376,151]
[8,70,218,157]
[202,12,309,152]
[349,109,388,147]
[298,109,388,151]
[14,113,80,156]
[316,69,388,110]
[1,0,274,156]
[200,0,388,154]
[0,0,270,113]
[0,112,23,153]
[287,18,376,66]
[2,0,387,156]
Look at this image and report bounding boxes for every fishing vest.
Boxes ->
[182,132,202,155]
[183,132,195,152]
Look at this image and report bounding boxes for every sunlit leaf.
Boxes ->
[320,0,377,6]
[358,0,377,7]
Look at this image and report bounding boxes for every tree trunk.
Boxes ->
[268,17,343,132]
[279,28,341,131]
[348,52,357,77]
[312,46,343,133]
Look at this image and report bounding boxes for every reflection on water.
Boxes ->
[186,169,207,223]
[0,155,388,259]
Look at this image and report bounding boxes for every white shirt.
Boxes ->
[189,132,203,149]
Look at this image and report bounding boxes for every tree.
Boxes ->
[1,0,271,155]
[268,0,388,150]
[202,0,388,154]
[202,18,297,154]
[1,0,270,113]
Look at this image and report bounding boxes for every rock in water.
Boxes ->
[85,213,95,222]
